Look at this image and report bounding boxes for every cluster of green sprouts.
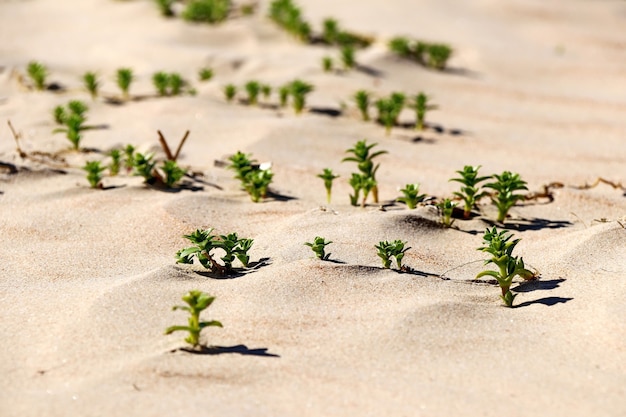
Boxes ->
[176,228,254,274]
[224,79,314,114]
[477,227,535,307]
[228,151,274,202]
[153,71,189,96]
[376,240,411,270]
[52,100,90,150]
[182,0,231,24]
[116,68,134,101]
[388,37,453,70]
[165,290,223,348]
[26,61,48,90]
[343,140,387,206]
[397,183,426,209]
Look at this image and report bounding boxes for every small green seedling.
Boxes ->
[343,140,387,204]
[317,168,339,204]
[132,152,157,184]
[340,45,355,70]
[450,165,490,219]
[388,37,412,58]
[438,198,457,227]
[305,236,332,260]
[108,149,122,176]
[290,79,313,114]
[228,151,273,202]
[161,160,186,188]
[278,85,290,107]
[375,98,396,135]
[153,71,170,96]
[322,56,333,73]
[412,92,436,131]
[427,44,453,70]
[397,183,426,209]
[116,68,134,100]
[27,61,47,90]
[269,0,311,42]
[413,41,428,64]
[376,240,411,270]
[169,73,184,95]
[176,228,254,273]
[360,176,376,208]
[82,71,99,100]
[198,67,214,81]
[123,144,136,173]
[52,100,90,150]
[53,105,66,125]
[261,84,272,101]
[244,80,261,105]
[165,290,223,348]
[348,173,363,207]
[484,171,528,223]
[224,84,237,102]
[354,90,370,121]
[182,0,231,24]
[322,18,339,44]
[83,160,105,189]
[477,227,535,307]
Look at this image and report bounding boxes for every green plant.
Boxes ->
[53,105,66,125]
[340,45,355,70]
[83,160,106,189]
[348,173,363,206]
[322,18,339,44]
[305,236,332,260]
[176,228,254,273]
[397,183,426,209]
[228,151,273,202]
[484,171,528,222]
[413,41,428,64]
[375,98,395,135]
[354,90,370,121]
[317,168,339,203]
[169,73,184,95]
[450,165,490,219]
[124,144,136,173]
[108,149,122,176]
[477,227,535,307]
[289,79,313,114]
[27,61,47,90]
[132,152,157,184]
[269,0,311,42]
[154,0,175,17]
[198,67,214,81]
[182,0,231,23]
[412,92,436,131]
[261,84,272,100]
[322,56,333,73]
[161,160,186,188]
[427,43,453,70]
[359,176,377,208]
[438,198,457,227]
[278,85,290,107]
[52,101,89,150]
[376,240,410,270]
[67,100,88,118]
[224,84,237,102]
[388,37,412,58]
[82,71,99,100]
[116,68,134,100]
[165,290,223,348]
[244,80,261,105]
[153,71,170,96]
[343,139,387,203]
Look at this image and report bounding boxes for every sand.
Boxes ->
[1,0,625,416]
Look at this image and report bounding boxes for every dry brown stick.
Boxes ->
[157,130,174,161]
[172,130,190,161]
[7,120,26,157]
[572,177,626,191]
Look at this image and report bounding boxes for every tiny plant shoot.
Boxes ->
[354,90,370,121]
[161,160,186,188]
[83,160,105,189]
[438,198,457,227]
[304,236,332,260]
[322,56,333,73]
[27,61,48,90]
[343,140,387,204]
[182,0,231,24]
[484,171,528,222]
[165,290,223,348]
[397,183,426,209]
[450,165,490,219]
[176,228,254,274]
[317,168,339,204]
[82,71,99,100]
[116,68,134,101]
[278,85,290,107]
[52,100,89,150]
[224,84,237,102]
[412,92,436,131]
[198,67,214,81]
[477,227,535,307]
[228,151,274,202]
[376,240,411,270]
[340,45,356,70]
[245,80,261,105]
[290,79,314,114]
[153,71,170,96]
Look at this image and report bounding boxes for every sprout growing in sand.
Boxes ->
[317,168,339,203]
[261,84,272,101]
[82,71,99,100]
[388,37,412,58]
[427,43,453,70]
[245,80,261,105]
[108,149,122,176]
[27,61,48,90]
[322,56,333,73]
[305,236,333,260]
[278,85,290,107]
[437,198,457,228]
[397,183,426,209]
[52,100,89,150]
[161,160,186,188]
[354,90,370,121]
[176,228,254,273]
[322,18,339,44]
[165,290,223,348]
[132,152,157,184]
[289,79,313,114]
[484,171,528,223]
[343,139,387,204]
[376,240,410,270]
[228,151,273,202]
[182,0,231,24]
[340,45,356,70]
[477,227,535,307]
[169,73,184,96]
[198,67,214,81]
[450,165,490,219]
[116,68,134,101]
[375,93,404,135]
[123,144,136,173]
[224,84,237,102]
[412,92,437,131]
[153,71,170,96]
[83,161,106,189]
[268,0,311,42]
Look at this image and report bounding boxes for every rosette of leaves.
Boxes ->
[388,37,412,58]
[278,85,290,107]
[176,228,254,274]
[376,240,411,270]
[484,171,528,222]
[477,227,535,307]
[132,152,157,184]
[305,236,332,260]
[165,290,222,348]
[153,71,170,96]
[198,67,213,81]
[397,183,426,209]
[450,165,490,219]
[108,149,122,176]
[268,0,311,42]
[343,140,387,204]
[52,100,90,150]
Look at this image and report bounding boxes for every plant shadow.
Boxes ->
[504,217,573,232]
[309,107,343,118]
[266,190,297,202]
[173,344,280,357]
[514,296,573,308]
[355,64,384,78]
[513,278,566,293]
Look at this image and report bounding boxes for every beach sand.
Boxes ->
[1,0,625,416]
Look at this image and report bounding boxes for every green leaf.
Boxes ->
[199,320,223,328]
[164,325,192,335]
[476,270,500,279]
